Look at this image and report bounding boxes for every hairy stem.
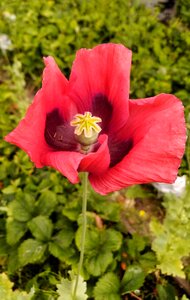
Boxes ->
[73,172,88,299]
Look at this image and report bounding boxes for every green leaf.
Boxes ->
[101,229,122,252]
[0,273,13,299]
[0,273,34,300]
[139,252,157,273]
[0,237,9,256]
[7,248,20,274]
[36,190,57,216]
[76,228,98,253]
[56,273,88,300]
[8,193,35,222]
[49,242,77,264]
[125,185,153,199]
[52,226,75,249]
[49,226,75,261]
[150,188,190,278]
[121,265,145,294]
[49,220,76,263]
[6,219,27,245]
[2,185,17,195]
[76,227,122,254]
[88,190,121,222]
[151,221,189,277]
[28,216,53,241]
[94,272,121,300]
[127,234,147,259]
[62,198,81,221]
[76,227,119,276]
[181,295,190,300]
[18,239,47,266]
[156,283,176,300]
[85,251,113,277]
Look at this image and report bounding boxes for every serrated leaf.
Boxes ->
[150,218,164,236]
[94,272,121,300]
[76,227,120,276]
[85,251,113,277]
[49,243,77,264]
[0,272,13,299]
[88,191,121,222]
[62,198,81,221]
[77,211,98,227]
[139,252,157,273]
[150,194,190,278]
[76,227,122,254]
[52,226,75,249]
[127,234,147,259]
[121,265,145,294]
[36,190,57,216]
[75,228,99,252]
[8,193,35,222]
[0,273,34,300]
[18,239,47,266]
[151,228,189,277]
[6,219,27,245]
[56,274,88,300]
[101,229,122,252]
[28,216,53,241]
[157,256,185,278]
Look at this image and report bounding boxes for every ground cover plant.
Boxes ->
[0,0,190,299]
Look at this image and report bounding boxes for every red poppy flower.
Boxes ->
[5,44,186,195]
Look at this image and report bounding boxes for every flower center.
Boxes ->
[70,112,102,153]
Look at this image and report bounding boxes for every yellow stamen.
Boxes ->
[70,112,102,138]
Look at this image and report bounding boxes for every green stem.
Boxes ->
[73,172,88,299]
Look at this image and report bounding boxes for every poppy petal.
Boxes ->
[5,56,75,167]
[79,134,110,175]
[42,56,76,120]
[69,43,132,133]
[42,151,84,183]
[44,109,77,151]
[89,94,186,195]
[5,90,49,167]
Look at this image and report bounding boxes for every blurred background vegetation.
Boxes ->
[0,0,190,299]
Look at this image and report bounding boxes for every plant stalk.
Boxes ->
[73,172,88,299]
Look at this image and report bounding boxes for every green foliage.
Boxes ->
[121,265,145,294]
[56,273,88,300]
[76,226,122,277]
[125,185,153,199]
[177,0,190,26]
[88,189,121,222]
[156,283,176,300]
[28,216,53,242]
[0,273,34,300]
[36,190,57,216]
[0,0,190,118]
[19,239,47,266]
[0,0,190,298]
[93,273,121,300]
[6,219,27,245]
[181,296,190,300]
[150,187,190,278]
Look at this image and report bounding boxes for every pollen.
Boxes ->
[70,112,102,138]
